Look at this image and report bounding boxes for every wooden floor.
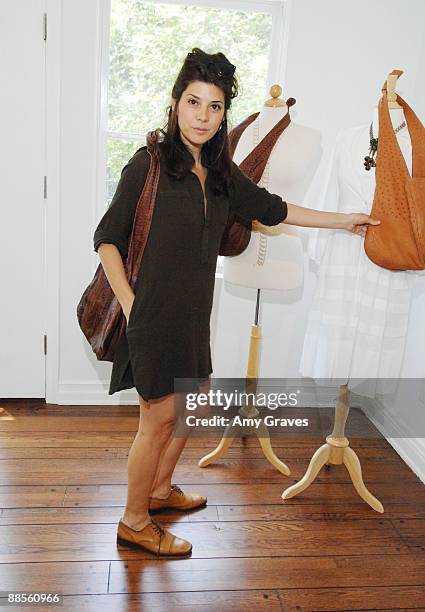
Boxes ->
[0,401,425,611]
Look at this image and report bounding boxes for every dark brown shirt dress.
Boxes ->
[93,142,288,401]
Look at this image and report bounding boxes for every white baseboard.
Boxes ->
[57,378,330,406]
[58,380,139,404]
[383,436,425,485]
[362,400,425,485]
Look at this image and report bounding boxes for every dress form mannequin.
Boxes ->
[284,72,412,513]
[224,85,322,290]
[198,86,321,474]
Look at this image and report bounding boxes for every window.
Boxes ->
[99,0,287,268]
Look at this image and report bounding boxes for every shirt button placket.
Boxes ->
[201,196,209,263]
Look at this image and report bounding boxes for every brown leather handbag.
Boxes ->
[220,98,296,256]
[364,91,425,270]
[76,131,161,362]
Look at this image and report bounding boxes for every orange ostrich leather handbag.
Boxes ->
[364,89,425,270]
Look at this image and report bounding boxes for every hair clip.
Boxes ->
[186,51,236,79]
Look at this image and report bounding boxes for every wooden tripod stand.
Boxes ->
[281,383,384,512]
[198,289,291,476]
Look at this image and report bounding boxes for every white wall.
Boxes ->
[58,0,425,435]
[58,0,107,402]
[1,0,46,397]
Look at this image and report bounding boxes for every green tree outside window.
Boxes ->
[106,0,273,202]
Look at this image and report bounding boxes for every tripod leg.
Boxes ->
[343,446,384,513]
[256,423,290,475]
[198,435,235,467]
[282,443,331,500]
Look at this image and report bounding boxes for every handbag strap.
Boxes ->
[377,90,425,180]
[125,130,161,287]
[228,98,296,183]
[228,112,259,158]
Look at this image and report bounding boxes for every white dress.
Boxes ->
[300,124,415,382]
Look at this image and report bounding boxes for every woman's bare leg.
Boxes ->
[121,392,177,530]
[150,432,189,498]
[150,378,211,498]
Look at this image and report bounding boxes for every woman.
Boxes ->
[93,48,380,556]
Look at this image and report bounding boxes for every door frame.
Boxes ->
[45,0,62,403]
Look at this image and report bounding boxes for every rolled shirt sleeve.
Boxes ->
[228,161,288,225]
[93,147,150,260]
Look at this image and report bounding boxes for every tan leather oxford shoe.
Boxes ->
[149,484,207,512]
[116,518,192,556]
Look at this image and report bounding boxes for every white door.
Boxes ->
[0,1,46,397]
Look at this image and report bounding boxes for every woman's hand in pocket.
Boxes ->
[123,294,135,325]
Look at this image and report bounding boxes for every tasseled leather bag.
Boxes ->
[219,97,296,256]
[76,131,161,361]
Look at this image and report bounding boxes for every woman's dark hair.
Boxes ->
[158,48,239,196]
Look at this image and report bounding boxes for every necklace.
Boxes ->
[364,119,406,171]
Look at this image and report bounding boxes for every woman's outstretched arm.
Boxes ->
[229,162,380,237]
[284,203,381,237]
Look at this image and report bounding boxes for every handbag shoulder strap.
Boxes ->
[228,112,259,158]
[228,98,296,184]
[126,130,161,286]
[380,91,425,179]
